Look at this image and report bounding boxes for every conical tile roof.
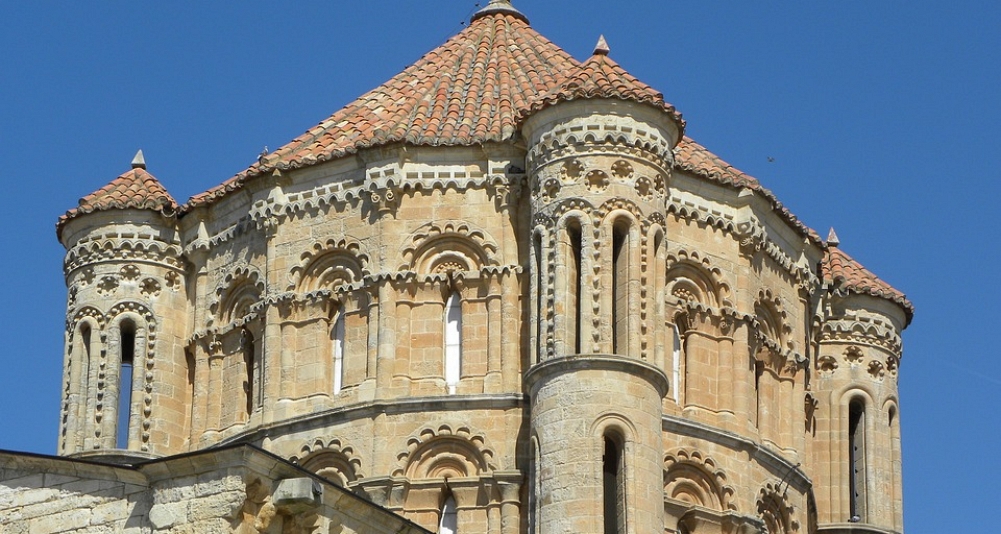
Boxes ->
[57,158,177,238]
[522,41,685,133]
[822,242,914,323]
[188,6,579,207]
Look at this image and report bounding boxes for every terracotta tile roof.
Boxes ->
[673,136,823,245]
[521,42,685,134]
[57,164,177,237]
[185,8,579,209]
[822,242,914,323]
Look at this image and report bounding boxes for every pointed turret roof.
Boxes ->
[522,36,685,133]
[470,0,528,23]
[821,237,914,323]
[57,152,177,237]
[187,5,578,207]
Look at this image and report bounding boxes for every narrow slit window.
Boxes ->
[849,399,867,521]
[439,493,458,534]
[568,220,583,354]
[754,360,765,427]
[117,321,136,449]
[603,434,625,534]
[671,325,681,404]
[185,348,195,431]
[529,437,540,533]
[243,330,256,416]
[445,292,462,394]
[611,221,629,355]
[75,324,93,436]
[332,312,346,394]
[534,232,543,362]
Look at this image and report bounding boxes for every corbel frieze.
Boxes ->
[818,315,902,354]
[667,194,742,237]
[182,216,257,254]
[734,217,818,290]
[489,172,525,211]
[64,236,186,274]
[667,196,818,289]
[190,310,263,347]
[271,291,337,323]
[527,120,675,168]
[674,301,751,339]
[752,336,805,377]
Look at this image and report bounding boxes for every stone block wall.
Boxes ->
[0,446,432,534]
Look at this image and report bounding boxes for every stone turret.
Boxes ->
[522,39,682,533]
[56,152,189,459]
[811,229,912,532]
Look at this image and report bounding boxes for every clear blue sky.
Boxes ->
[1,2,996,531]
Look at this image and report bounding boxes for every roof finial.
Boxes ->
[131,150,146,170]
[827,227,840,247]
[470,0,529,24]
[593,35,610,56]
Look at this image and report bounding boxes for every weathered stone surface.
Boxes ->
[24,3,913,534]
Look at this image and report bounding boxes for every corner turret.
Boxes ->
[521,40,681,533]
[57,152,189,460]
[811,229,911,532]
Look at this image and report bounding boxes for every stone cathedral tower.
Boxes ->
[1,2,912,533]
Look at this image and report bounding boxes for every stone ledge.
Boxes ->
[524,353,671,398]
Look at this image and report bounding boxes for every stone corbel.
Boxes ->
[735,217,765,258]
[364,181,401,216]
[273,478,321,515]
[676,303,747,339]
[206,335,224,360]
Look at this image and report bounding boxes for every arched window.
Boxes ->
[444,292,462,394]
[332,312,346,395]
[848,399,867,521]
[117,319,136,449]
[439,493,458,534]
[611,220,630,355]
[603,433,625,534]
[69,321,95,452]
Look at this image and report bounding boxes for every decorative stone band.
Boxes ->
[64,236,186,274]
[526,119,676,169]
[662,414,812,494]
[819,316,902,354]
[666,195,819,291]
[213,394,526,451]
[188,266,523,345]
[815,524,901,534]
[524,353,670,399]
[245,172,523,228]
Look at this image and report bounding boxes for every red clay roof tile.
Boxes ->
[57,165,177,237]
[674,136,823,245]
[521,47,685,134]
[822,244,914,323]
[186,10,579,208]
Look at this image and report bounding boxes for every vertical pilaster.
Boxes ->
[485,276,503,392]
[376,279,396,393]
[500,272,520,391]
